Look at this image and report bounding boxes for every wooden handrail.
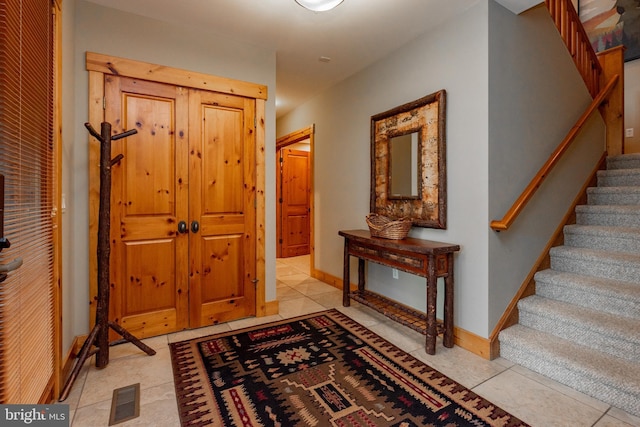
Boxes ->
[545,0,602,97]
[490,74,619,231]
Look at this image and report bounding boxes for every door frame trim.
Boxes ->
[275,125,315,272]
[86,52,269,326]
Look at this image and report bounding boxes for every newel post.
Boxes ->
[597,46,625,156]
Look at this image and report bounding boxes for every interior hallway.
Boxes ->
[63,255,640,426]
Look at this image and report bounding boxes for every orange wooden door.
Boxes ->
[105,76,190,338]
[279,148,310,257]
[188,89,256,327]
[105,76,256,337]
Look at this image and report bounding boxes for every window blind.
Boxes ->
[0,0,56,403]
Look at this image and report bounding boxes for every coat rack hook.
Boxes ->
[84,122,102,142]
[112,129,138,141]
[110,154,124,167]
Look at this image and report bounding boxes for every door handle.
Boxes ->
[190,220,199,234]
[177,220,188,234]
[0,257,23,273]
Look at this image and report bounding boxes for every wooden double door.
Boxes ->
[104,76,256,338]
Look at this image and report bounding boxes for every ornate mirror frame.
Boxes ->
[370,90,447,229]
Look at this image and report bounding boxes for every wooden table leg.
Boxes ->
[425,254,437,355]
[358,258,365,292]
[343,239,351,307]
[443,252,454,348]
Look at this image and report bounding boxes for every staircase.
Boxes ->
[499,153,640,418]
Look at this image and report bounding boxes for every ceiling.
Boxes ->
[83,0,490,118]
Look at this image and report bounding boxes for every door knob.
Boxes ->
[177,220,188,234]
[191,220,199,234]
[0,257,23,282]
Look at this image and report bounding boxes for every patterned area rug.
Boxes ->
[169,309,529,426]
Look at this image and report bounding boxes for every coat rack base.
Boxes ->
[59,321,155,402]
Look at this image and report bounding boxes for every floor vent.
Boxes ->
[109,383,140,425]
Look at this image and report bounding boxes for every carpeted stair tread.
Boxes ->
[607,153,640,170]
[500,154,640,418]
[550,245,640,283]
[499,324,640,390]
[517,295,640,361]
[499,324,640,417]
[575,204,640,227]
[597,168,640,187]
[563,224,640,254]
[587,186,640,205]
[534,269,640,319]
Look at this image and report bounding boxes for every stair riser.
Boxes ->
[588,192,640,205]
[535,282,640,319]
[564,232,640,255]
[550,255,640,284]
[607,158,640,170]
[499,340,640,418]
[576,211,640,227]
[598,174,640,187]
[517,308,640,362]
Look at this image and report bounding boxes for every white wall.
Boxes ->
[494,0,543,14]
[277,1,491,336]
[63,0,277,345]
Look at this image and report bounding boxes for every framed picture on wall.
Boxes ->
[577,0,640,62]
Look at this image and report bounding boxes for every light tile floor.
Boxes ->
[63,255,640,426]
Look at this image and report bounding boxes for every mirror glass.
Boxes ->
[389,132,419,198]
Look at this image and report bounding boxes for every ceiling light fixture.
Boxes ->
[295,0,344,12]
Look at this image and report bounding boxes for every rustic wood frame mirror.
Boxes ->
[370,90,447,228]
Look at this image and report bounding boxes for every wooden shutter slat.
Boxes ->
[0,0,56,403]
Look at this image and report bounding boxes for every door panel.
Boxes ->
[123,239,175,314]
[281,148,310,257]
[105,76,189,338]
[189,90,256,327]
[122,96,175,215]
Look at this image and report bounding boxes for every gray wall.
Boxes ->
[487,2,605,331]
[60,0,608,350]
[277,1,491,336]
[625,59,640,153]
[61,0,77,353]
[61,0,277,350]
[277,1,606,338]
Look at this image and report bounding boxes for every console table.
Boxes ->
[339,229,460,355]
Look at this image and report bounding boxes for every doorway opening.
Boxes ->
[276,125,315,274]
